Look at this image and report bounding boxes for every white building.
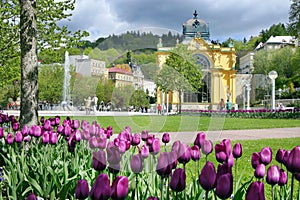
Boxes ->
[143,79,156,97]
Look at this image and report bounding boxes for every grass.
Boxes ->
[71,115,300,133]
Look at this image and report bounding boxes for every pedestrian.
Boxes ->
[84,96,92,115]
[226,99,232,111]
[157,104,162,115]
[92,94,98,114]
[219,98,225,110]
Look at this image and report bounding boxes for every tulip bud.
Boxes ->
[215,144,227,163]
[251,152,261,169]
[216,173,233,199]
[282,150,290,167]
[246,181,265,200]
[43,120,52,131]
[55,116,60,126]
[107,146,121,165]
[140,144,149,159]
[278,169,287,186]
[170,168,186,192]
[260,147,272,165]
[141,130,148,141]
[23,135,31,143]
[146,134,154,146]
[21,125,29,136]
[26,193,38,200]
[6,133,14,145]
[130,154,143,174]
[131,133,140,146]
[149,138,160,155]
[12,122,20,131]
[171,140,181,153]
[42,132,50,144]
[75,179,89,199]
[202,140,213,156]
[275,149,285,164]
[233,142,242,159]
[266,165,280,186]
[254,164,266,179]
[191,145,200,161]
[72,119,80,129]
[92,150,107,171]
[111,176,129,200]
[156,152,172,177]
[162,132,170,144]
[194,132,206,148]
[0,127,3,139]
[90,174,111,200]
[49,132,58,145]
[286,146,300,174]
[199,161,216,191]
[34,126,42,137]
[177,143,191,164]
[15,131,23,143]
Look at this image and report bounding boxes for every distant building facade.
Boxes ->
[156,10,237,110]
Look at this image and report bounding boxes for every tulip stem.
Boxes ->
[272,185,275,200]
[135,174,139,200]
[291,174,294,200]
[160,177,164,200]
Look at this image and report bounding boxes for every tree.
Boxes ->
[288,0,300,36]
[2,0,88,126]
[129,89,150,110]
[96,75,115,103]
[156,44,202,113]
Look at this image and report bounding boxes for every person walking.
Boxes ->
[226,99,232,111]
[157,104,162,115]
[92,94,98,114]
[84,96,92,115]
[219,98,225,110]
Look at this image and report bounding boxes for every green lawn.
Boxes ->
[72,115,300,133]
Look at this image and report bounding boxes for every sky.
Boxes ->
[64,0,291,42]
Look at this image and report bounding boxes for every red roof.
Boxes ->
[108,67,132,75]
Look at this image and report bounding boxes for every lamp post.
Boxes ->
[246,83,251,110]
[268,70,278,110]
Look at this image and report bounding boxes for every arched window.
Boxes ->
[194,53,211,71]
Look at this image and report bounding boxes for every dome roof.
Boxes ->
[182,10,210,40]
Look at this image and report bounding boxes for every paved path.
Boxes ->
[154,127,300,145]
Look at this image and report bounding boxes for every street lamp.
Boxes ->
[268,70,278,110]
[246,84,251,110]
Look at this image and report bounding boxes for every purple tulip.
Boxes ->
[233,142,242,159]
[169,151,178,169]
[246,181,265,200]
[108,163,121,175]
[194,132,206,148]
[33,125,42,137]
[275,149,285,164]
[90,174,111,200]
[199,161,216,191]
[26,193,38,200]
[162,132,170,144]
[170,168,186,192]
[92,150,107,171]
[74,130,82,142]
[140,144,149,159]
[156,152,172,177]
[23,135,31,142]
[217,163,232,178]
[49,132,58,145]
[278,169,287,186]
[251,152,261,169]
[141,130,148,141]
[146,134,155,146]
[177,143,191,164]
[72,119,80,129]
[115,139,127,154]
[75,179,89,199]
[216,173,233,199]
[15,131,23,143]
[42,132,50,144]
[215,143,227,163]
[43,120,52,131]
[202,140,213,156]
[191,145,200,161]
[149,138,160,155]
[171,140,181,153]
[130,154,143,174]
[6,133,14,145]
[21,125,29,136]
[107,146,121,165]
[12,122,19,131]
[54,116,60,126]
[0,127,3,138]
[131,133,140,146]
[254,164,266,179]
[111,176,129,200]
[286,146,300,174]
[282,150,291,167]
[260,147,272,165]
[266,165,280,186]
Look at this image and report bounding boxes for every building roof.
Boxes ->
[265,36,294,44]
[108,67,133,75]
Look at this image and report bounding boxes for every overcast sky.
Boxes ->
[64,0,291,42]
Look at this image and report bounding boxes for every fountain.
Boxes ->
[61,51,71,110]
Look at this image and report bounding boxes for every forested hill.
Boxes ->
[82,31,185,51]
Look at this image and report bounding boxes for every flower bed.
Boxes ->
[0,113,299,199]
[182,108,300,119]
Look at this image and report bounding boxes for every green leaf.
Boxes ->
[26,176,44,197]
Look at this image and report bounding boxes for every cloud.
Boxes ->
[63,0,290,42]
